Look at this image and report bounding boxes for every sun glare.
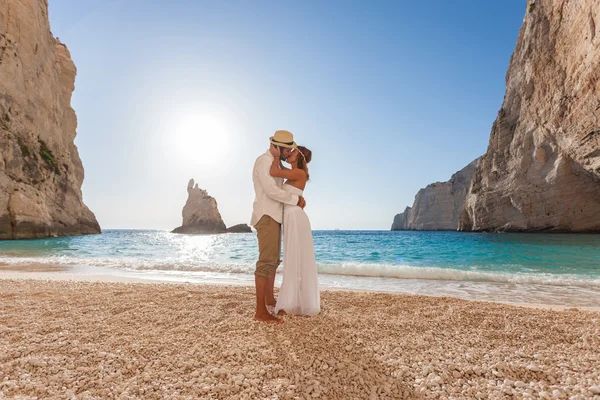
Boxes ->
[174,114,230,166]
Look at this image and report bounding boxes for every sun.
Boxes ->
[174,114,230,167]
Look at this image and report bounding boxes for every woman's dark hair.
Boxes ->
[297,146,312,180]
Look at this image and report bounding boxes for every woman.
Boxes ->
[268,145,320,316]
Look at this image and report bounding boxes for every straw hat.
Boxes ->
[270,130,297,149]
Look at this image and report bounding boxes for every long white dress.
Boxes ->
[275,184,320,316]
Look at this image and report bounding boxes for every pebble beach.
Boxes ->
[1,279,599,399]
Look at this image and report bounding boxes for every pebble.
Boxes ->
[527,364,541,372]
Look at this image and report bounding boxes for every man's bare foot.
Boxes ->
[277,310,287,316]
[254,312,283,324]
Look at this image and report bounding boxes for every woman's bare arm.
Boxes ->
[279,160,290,170]
[270,154,305,181]
[269,146,307,181]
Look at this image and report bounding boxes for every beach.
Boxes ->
[1,277,599,399]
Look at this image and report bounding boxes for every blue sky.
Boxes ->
[48,0,526,230]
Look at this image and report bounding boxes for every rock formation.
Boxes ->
[392,158,480,231]
[0,0,100,239]
[172,180,227,234]
[460,0,600,232]
[172,179,251,234]
[391,207,411,231]
[226,224,252,233]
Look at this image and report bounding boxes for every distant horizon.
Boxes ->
[48,0,527,230]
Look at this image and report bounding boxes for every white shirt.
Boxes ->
[251,151,300,226]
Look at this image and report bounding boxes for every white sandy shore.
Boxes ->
[1,279,600,399]
[1,264,599,312]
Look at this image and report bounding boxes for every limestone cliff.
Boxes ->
[0,0,100,239]
[460,0,600,232]
[392,158,480,231]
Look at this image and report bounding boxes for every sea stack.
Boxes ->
[172,179,227,234]
[172,179,252,234]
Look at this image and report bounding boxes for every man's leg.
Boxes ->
[266,271,277,307]
[255,275,279,322]
[254,216,282,323]
[265,226,281,307]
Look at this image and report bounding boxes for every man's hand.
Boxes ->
[297,196,306,209]
[269,145,281,158]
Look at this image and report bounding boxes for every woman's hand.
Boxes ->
[269,145,281,158]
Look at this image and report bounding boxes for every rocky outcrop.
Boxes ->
[172,179,227,234]
[391,207,411,231]
[171,180,252,234]
[392,158,480,231]
[0,0,100,239]
[460,0,600,232]
[226,224,252,233]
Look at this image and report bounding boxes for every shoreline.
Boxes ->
[1,279,599,399]
[1,266,599,312]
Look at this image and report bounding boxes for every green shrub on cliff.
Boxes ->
[38,139,60,174]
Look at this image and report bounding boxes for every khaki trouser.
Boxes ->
[254,215,281,278]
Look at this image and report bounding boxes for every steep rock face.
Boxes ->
[0,0,100,239]
[392,158,480,231]
[172,179,227,234]
[391,207,411,231]
[461,0,600,232]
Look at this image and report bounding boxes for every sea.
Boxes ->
[1,230,600,307]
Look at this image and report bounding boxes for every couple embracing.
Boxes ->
[250,130,320,323]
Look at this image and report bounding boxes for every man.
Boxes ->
[251,130,306,323]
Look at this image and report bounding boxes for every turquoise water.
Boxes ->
[1,230,600,306]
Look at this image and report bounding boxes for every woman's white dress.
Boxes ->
[275,184,320,316]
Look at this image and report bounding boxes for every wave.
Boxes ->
[318,262,600,288]
[2,256,600,288]
[0,256,256,275]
